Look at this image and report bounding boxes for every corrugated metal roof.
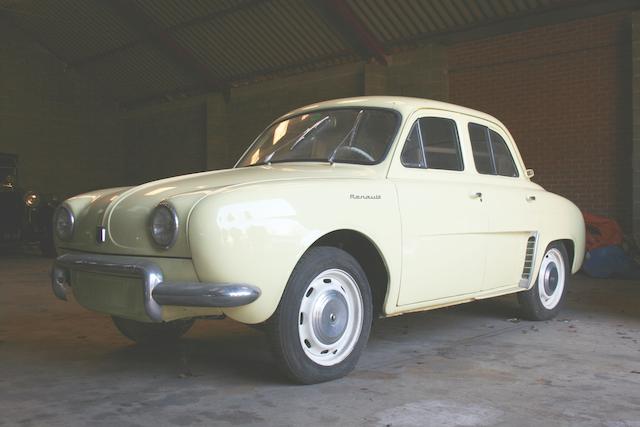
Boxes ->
[169,0,353,81]
[133,0,254,30]
[1,0,137,62]
[346,0,571,47]
[0,0,596,106]
[81,42,199,104]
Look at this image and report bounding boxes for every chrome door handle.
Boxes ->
[526,195,536,202]
[470,192,482,199]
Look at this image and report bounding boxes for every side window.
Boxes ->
[489,130,518,177]
[468,123,519,177]
[400,123,425,168]
[401,117,463,171]
[468,123,494,175]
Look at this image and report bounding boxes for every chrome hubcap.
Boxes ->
[311,290,348,345]
[538,248,565,310]
[298,269,363,366]
[543,264,559,295]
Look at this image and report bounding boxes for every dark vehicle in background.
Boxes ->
[0,153,57,256]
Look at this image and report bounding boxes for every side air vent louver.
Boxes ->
[520,234,538,287]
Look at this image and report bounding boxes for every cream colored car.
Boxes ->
[51,97,585,383]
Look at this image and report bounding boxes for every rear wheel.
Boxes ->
[518,242,569,321]
[267,247,372,384]
[112,316,194,345]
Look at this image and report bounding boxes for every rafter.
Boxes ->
[311,0,387,66]
[72,0,268,68]
[106,0,227,93]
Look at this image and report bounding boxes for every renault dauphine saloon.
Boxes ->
[51,97,585,383]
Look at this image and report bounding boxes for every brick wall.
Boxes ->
[0,23,125,198]
[205,46,448,170]
[383,45,448,100]
[449,12,632,229]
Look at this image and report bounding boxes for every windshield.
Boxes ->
[236,108,400,167]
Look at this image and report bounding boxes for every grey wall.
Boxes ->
[124,103,206,185]
[0,23,125,198]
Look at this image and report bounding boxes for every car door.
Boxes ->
[465,120,537,290]
[388,110,489,306]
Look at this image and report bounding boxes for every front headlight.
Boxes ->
[24,191,40,208]
[150,203,178,249]
[54,205,75,241]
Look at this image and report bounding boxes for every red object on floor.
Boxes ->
[583,212,623,251]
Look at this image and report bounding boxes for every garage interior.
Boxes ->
[1,0,639,425]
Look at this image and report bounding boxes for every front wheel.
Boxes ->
[112,316,194,345]
[267,247,373,384]
[518,242,569,321]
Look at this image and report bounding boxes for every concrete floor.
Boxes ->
[0,255,639,427]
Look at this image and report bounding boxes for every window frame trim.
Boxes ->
[468,122,520,178]
[487,128,519,178]
[235,106,403,168]
[400,116,465,172]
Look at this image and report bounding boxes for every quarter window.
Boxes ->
[401,117,463,171]
[468,124,493,175]
[468,123,519,177]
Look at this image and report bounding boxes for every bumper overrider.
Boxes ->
[51,253,261,322]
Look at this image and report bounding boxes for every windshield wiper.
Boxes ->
[328,110,364,164]
[289,116,331,152]
[261,115,331,164]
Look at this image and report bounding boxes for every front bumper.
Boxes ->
[51,253,260,322]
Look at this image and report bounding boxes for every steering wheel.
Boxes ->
[334,146,375,162]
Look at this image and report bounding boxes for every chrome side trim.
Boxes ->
[51,266,70,301]
[54,204,75,241]
[51,253,261,322]
[153,282,260,307]
[519,231,539,289]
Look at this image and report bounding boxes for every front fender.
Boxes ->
[187,179,401,324]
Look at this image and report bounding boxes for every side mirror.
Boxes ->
[525,169,535,179]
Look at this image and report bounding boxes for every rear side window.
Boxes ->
[468,124,493,174]
[401,117,463,171]
[489,130,518,177]
[468,123,519,177]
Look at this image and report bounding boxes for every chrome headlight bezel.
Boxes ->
[54,205,75,241]
[149,202,179,249]
[24,190,40,208]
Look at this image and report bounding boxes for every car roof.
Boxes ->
[280,96,505,126]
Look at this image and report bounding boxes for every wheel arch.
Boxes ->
[542,237,580,274]
[556,239,575,270]
[310,229,390,317]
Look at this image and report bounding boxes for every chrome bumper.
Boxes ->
[51,253,260,322]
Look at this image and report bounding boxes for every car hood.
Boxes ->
[61,163,378,255]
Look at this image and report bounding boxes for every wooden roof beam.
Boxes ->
[311,0,388,66]
[107,0,227,94]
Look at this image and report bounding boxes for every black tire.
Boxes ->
[518,242,569,321]
[267,246,373,384]
[112,316,194,345]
